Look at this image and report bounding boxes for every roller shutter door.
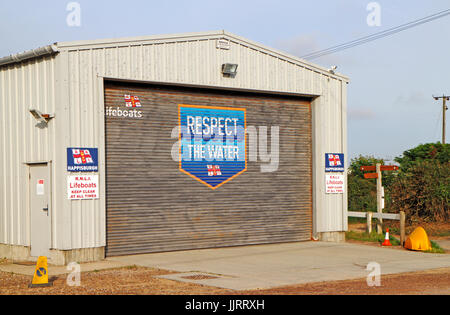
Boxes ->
[104,81,312,256]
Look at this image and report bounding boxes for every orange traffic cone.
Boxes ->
[382,228,392,246]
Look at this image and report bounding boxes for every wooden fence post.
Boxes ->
[400,211,406,246]
[366,212,373,234]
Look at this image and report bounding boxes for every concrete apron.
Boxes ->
[107,241,450,291]
[0,259,129,277]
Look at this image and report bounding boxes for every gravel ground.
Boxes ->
[238,267,450,295]
[2,222,448,295]
[0,266,233,295]
[1,265,449,295]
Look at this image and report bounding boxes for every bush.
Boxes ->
[390,159,449,222]
[395,142,449,172]
[348,144,449,222]
[347,155,395,211]
[348,174,377,211]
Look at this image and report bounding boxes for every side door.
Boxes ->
[29,164,51,257]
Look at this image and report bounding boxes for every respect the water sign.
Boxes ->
[179,105,247,189]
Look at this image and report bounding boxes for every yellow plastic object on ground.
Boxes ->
[404,227,432,251]
[29,256,52,288]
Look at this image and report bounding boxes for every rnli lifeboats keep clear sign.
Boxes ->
[325,174,345,194]
[179,105,247,189]
[68,175,99,200]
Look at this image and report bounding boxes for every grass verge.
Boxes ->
[427,241,445,254]
[345,231,446,253]
[346,231,401,246]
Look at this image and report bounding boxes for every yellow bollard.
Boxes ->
[404,227,432,251]
[29,256,53,288]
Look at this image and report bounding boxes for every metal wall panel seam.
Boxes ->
[89,49,96,247]
[74,50,81,248]
[63,50,75,249]
[326,77,335,231]
[11,65,18,245]
[313,90,325,232]
[0,70,6,243]
[47,57,56,249]
[6,68,13,244]
[23,65,31,246]
[341,80,348,231]
[97,76,106,247]
[89,50,98,247]
[15,64,25,245]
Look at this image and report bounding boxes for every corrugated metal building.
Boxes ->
[0,31,348,265]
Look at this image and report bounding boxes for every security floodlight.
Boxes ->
[29,109,54,123]
[222,63,238,77]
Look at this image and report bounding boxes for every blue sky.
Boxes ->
[1,0,449,162]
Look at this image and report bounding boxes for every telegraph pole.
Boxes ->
[376,163,383,234]
[433,95,449,144]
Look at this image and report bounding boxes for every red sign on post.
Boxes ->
[380,165,399,171]
[364,173,379,179]
[360,165,399,172]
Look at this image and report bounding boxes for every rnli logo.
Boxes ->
[105,94,143,119]
[67,148,99,172]
[325,153,345,172]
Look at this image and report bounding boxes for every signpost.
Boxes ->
[360,165,398,172]
[376,164,383,234]
[360,163,399,234]
[363,173,378,179]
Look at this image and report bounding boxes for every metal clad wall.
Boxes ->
[63,49,106,250]
[57,32,347,250]
[61,36,327,96]
[0,56,57,247]
[104,82,312,256]
[312,76,348,234]
[0,31,347,252]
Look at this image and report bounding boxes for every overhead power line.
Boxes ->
[301,9,450,60]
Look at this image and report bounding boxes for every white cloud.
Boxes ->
[393,91,430,108]
[348,108,376,120]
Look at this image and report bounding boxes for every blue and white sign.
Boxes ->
[325,153,345,172]
[179,105,247,189]
[67,148,99,172]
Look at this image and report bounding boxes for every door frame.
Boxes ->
[27,161,52,256]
